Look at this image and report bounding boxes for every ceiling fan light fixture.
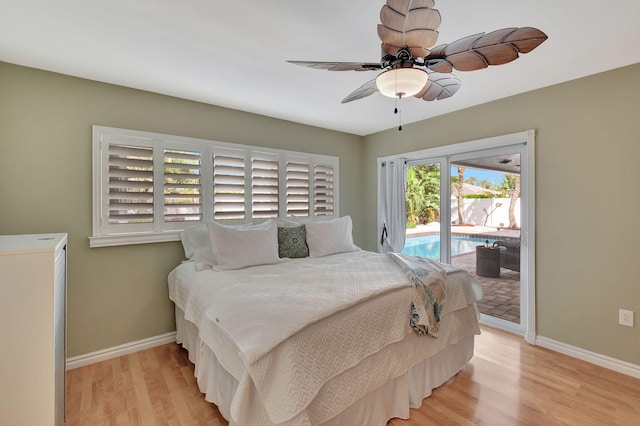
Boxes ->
[376,68,429,98]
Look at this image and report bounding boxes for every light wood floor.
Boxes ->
[66,326,640,425]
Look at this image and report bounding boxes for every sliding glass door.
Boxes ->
[400,142,529,336]
[449,146,524,333]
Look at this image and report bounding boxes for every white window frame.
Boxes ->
[91,126,339,248]
[377,130,536,342]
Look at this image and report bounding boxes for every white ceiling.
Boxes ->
[2,0,639,136]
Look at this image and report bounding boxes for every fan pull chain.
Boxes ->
[392,67,403,130]
[395,95,403,131]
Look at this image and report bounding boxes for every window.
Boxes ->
[107,143,154,225]
[163,149,202,222]
[313,164,335,216]
[252,153,279,219]
[212,148,245,220]
[286,159,310,217]
[91,126,339,247]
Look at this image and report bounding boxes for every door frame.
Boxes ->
[378,130,536,342]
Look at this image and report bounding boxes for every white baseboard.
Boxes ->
[66,330,640,380]
[66,331,177,370]
[535,335,640,379]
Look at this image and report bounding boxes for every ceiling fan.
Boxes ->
[288,0,547,126]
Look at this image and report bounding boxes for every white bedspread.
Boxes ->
[168,251,481,425]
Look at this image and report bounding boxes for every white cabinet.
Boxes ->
[0,233,67,426]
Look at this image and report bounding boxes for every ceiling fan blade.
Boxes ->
[380,5,441,35]
[378,0,441,58]
[287,61,382,72]
[341,79,379,104]
[438,33,488,71]
[387,0,435,13]
[378,26,439,57]
[414,72,461,101]
[424,27,548,72]
[501,27,549,53]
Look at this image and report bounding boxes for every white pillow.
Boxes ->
[305,216,358,257]
[180,223,216,265]
[207,220,281,270]
[277,217,301,227]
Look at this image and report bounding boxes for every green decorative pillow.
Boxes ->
[277,225,309,258]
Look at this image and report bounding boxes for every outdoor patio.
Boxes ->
[451,251,521,324]
[407,224,521,324]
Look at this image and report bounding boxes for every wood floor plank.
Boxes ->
[66,326,640,425]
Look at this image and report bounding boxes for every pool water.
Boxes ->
[402,234,489,260]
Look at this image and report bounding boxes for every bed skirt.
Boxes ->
[175,306,475,426]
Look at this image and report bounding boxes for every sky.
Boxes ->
[451,167,505,186]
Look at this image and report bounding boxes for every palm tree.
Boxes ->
[502,173,520,229]
[456,166,465,225]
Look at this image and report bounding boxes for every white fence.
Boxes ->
[450,197,520,228]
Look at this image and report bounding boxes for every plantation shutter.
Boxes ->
[286,160,310,217]
[213,149,246,220]
[108,144,154,224]
[93,126,340,246]
[163,149,202,222]
[252,154,279,219]
[313,164,335,216]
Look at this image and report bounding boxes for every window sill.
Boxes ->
[89,231,181,248]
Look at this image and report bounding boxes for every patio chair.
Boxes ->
[495,239,520,272]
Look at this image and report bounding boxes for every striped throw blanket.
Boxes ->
[388,253,447,337]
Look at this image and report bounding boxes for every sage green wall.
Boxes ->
[361,63,640,365]
[2,59,638,366]
[0,62,364,357]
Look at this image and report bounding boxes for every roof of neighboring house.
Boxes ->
[452,184,502,197]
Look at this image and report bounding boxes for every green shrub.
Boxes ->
[464,194,493,199]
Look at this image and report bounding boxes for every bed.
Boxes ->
[168,217,483,425]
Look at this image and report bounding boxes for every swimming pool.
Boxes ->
[402,234,489,260]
